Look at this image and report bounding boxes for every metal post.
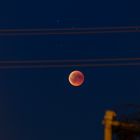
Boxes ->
[103,110,116,140]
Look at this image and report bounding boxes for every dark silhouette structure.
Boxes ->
[103,110,140,140]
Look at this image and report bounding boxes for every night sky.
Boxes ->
[0,0,140,140]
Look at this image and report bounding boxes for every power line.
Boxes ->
[0,57,140,63]
[0,26,139,36]
[1,26,140,31]
[0,63,139,69]
[0,57,140,69]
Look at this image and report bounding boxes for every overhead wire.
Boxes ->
[0,57,140,69]
[0,26,139,68]
[0,63,139,69]
[0,26,139,36]
[0,57,140,63]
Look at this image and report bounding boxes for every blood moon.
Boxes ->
[68,70,84,87]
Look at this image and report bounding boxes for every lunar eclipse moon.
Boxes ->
[68,70,84,87]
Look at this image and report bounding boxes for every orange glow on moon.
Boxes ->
[68,70,84,87]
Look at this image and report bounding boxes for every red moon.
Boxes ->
[68,70,84,87]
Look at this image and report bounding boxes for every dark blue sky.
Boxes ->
[0,0,140,140]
